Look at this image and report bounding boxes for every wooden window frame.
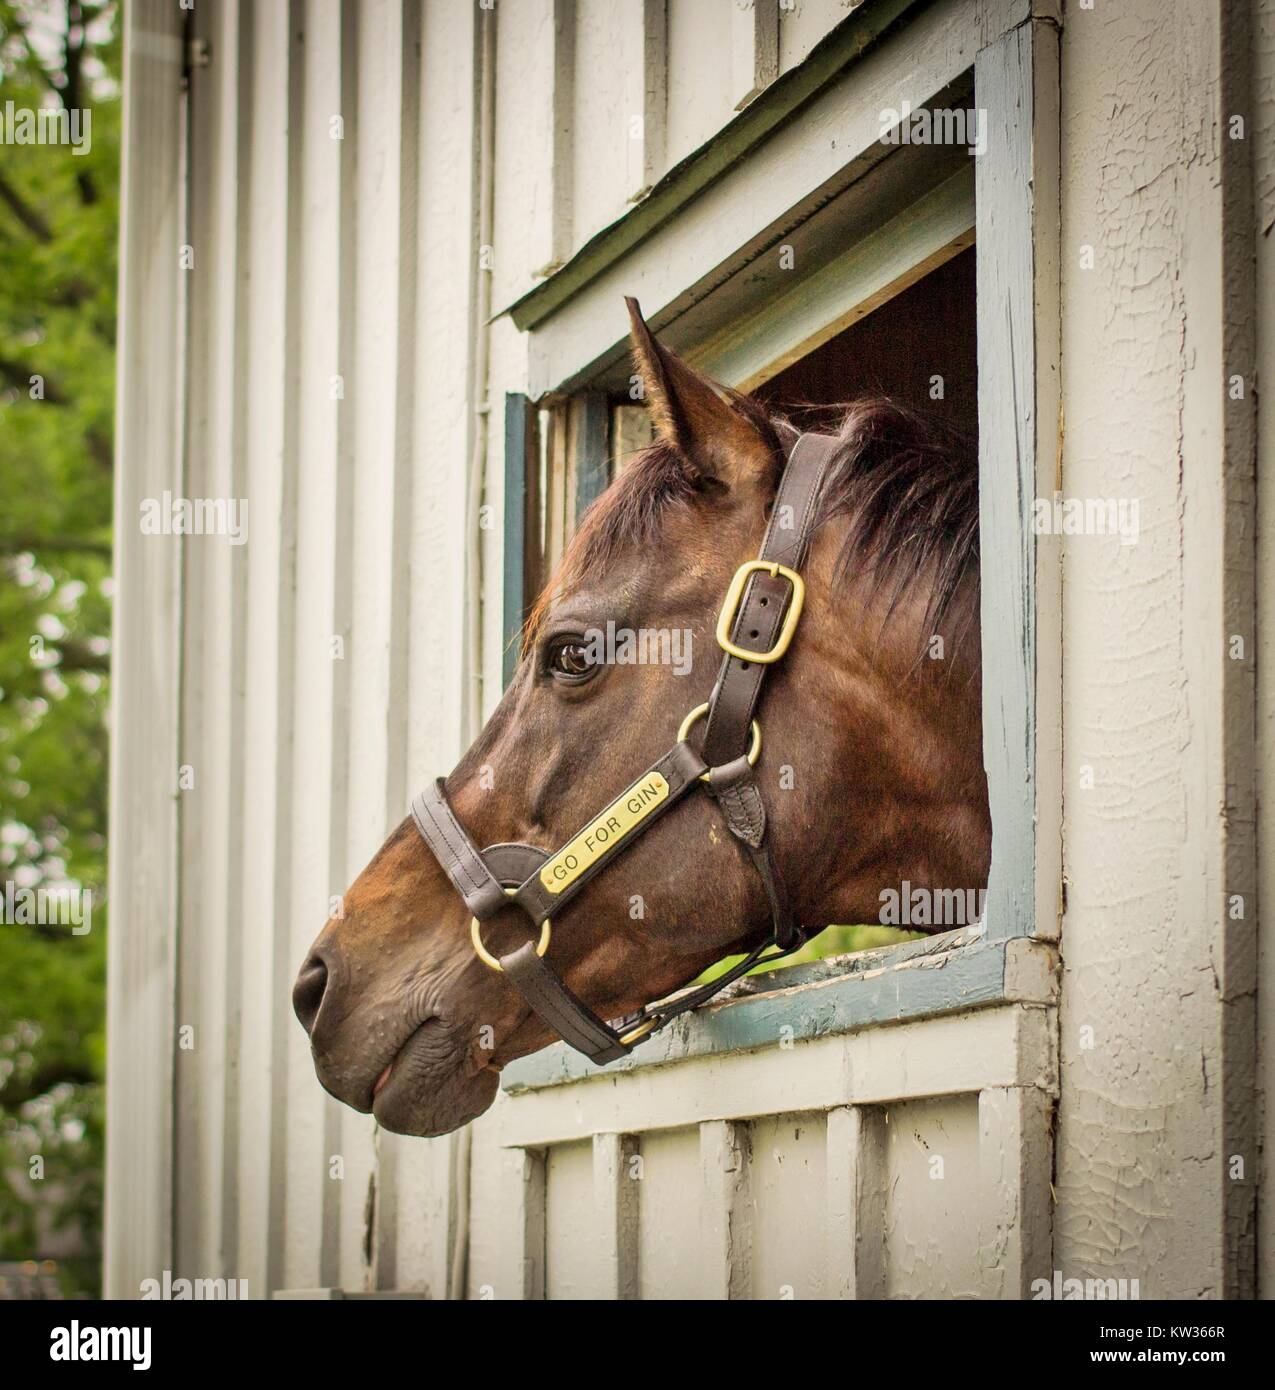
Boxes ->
[501,0,1061,1091]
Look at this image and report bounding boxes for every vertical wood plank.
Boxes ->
[467,1,497,735]
[384,0,421,873]
[173,13,209,1289]
[1054,0,1249,1300]
[372,0,423,1290]
[1026,17,1063,951]
[217,2,259,1287]
[592,1133,640,1299]
[104,0,185,1300]
[732,0,779,110]
[280,0,347,1295]
[699,1120,751,1300]
[489,0,558,299]
[573,391,610,522]
[573,0,645,244]
[336,0,414,1294]
[825,1105,889,1299]
[318,0,362,1292]
[504,1147,546,1300]
[978,1086,1054,1298]
[1218,0,1258,1299]
[612,403,654,473]
[502,393,536,687]
[544,404,571,574]
[265,0,309,1297]
[550,0,577,269]
[175,0,245,1287]
[1251,0,1275,1301]
[639,0,668,190]
[974,16,1061,942]
[392,0,481,1297]
[234,0,295,1298]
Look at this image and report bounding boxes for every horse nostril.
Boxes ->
[292,955,329,1035]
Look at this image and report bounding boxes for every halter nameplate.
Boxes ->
[538,771,671,893]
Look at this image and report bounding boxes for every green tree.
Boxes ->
[0,0,120,1298]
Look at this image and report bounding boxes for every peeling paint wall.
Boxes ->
[881,1096,984,1298]
[1055,0,1257,1298]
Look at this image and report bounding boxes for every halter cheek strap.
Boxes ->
[410,427,838,1065]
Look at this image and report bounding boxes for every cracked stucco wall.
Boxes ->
[1055,0,1258,1297]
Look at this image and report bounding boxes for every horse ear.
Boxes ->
[625,297,775,490]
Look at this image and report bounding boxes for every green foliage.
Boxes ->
[697,923,925,985]
[0,0,120,1299]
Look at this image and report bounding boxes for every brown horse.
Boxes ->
[293,302,990,1137]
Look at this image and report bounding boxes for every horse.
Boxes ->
[293,299,990,1138]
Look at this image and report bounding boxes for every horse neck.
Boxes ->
[779,548,990,928]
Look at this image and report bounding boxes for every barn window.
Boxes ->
[498,9,1059,1105]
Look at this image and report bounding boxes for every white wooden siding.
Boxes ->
[393,0,481,1298]
[282,0,346,1294]
[484,1004,1056,1299]
[518,0,994,396]
[105,0,186,1300]
[177,0,242,1293]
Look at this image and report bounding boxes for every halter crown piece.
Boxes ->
[410,424,838,1064]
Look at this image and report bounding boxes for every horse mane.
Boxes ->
[523,396,979,660]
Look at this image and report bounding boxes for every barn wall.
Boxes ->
[109,0,863,1299]
[473,1000,1055,1299]
[109,0,1260,1300]
[1055,0,1258,1298]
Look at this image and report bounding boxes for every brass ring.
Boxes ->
[677,702,762,783]
[470,888,551,973]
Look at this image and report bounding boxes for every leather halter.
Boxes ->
[411,425,838,1065]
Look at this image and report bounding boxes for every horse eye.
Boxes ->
[547,640,596,680]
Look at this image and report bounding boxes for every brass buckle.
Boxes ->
[470,888,552,973]
[715,560,805,664]
[678,702,761,784]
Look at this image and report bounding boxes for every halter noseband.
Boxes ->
[410,425,838,1065]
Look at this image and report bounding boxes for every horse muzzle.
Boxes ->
[292,936,500,1137]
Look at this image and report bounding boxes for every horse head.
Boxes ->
[293,300,989,1136]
